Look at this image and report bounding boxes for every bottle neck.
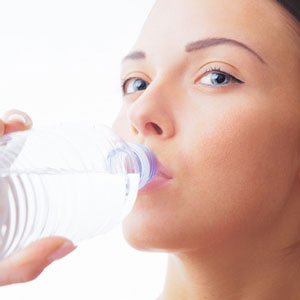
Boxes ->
[128,144,157,189]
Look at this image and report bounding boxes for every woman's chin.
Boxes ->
[121,213,172,252]
[121,212,191,253]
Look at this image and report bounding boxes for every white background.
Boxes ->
[0,0,168,299]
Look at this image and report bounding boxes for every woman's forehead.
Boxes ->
[131,0,297,65]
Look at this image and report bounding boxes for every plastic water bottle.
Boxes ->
[0,121,157,259]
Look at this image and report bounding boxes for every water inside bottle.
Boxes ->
[0,171,139,258]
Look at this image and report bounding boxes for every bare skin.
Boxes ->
[113,0,300,299]
[0,109,76,286]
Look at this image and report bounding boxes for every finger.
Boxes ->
[0,237,76,286]
[2,109,33,134]
[0,120,5,136]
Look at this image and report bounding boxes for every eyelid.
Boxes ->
[202,68,241,82]
[121,71,151,84]
[193,62,243,79]
[194,64,244,86]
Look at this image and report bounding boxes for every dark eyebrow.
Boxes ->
[122,38,266,65]
[122,51,146,63]
[185,37,266,64]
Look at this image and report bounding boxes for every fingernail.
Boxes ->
[47,241,77,263]
[7,114,27,125]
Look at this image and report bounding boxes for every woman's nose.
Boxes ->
[127,85,175,141]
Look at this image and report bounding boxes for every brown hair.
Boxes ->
[276,0,300,22]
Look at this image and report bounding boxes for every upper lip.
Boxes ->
[155,160,173,179]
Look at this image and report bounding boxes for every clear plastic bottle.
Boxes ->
[0,121,157,259]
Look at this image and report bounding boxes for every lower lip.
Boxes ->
[138,175,173,194]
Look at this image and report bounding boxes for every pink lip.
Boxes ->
[138,160,173,194]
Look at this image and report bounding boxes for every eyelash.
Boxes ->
[200,66,244,85]
[121,66,244,95]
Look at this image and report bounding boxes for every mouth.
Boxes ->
[138,160,174,194]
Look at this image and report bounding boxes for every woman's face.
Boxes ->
[113,0,300,254]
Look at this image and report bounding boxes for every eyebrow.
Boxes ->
[122,51,146,62]
[186,37,266,64]
[122,37,266,65]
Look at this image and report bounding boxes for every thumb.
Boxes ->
[0,237,76,286]
[2,109,33,134]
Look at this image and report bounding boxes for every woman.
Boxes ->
[1,0,300,299]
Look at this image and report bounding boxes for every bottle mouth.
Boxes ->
[106,144,157,190]
[106,146,138,175]
[128,144,157,189]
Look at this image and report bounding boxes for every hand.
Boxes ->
[0,109,77,286]
[0,237,76,286]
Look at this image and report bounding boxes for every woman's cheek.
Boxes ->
[180,106,296,240]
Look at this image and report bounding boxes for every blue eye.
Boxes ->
[122,77,149,95]
[199,67,244,86]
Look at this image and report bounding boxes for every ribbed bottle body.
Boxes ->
[0,122,144,259]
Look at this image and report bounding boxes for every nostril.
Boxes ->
[153,123,163,135]
[146,122,163,135]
